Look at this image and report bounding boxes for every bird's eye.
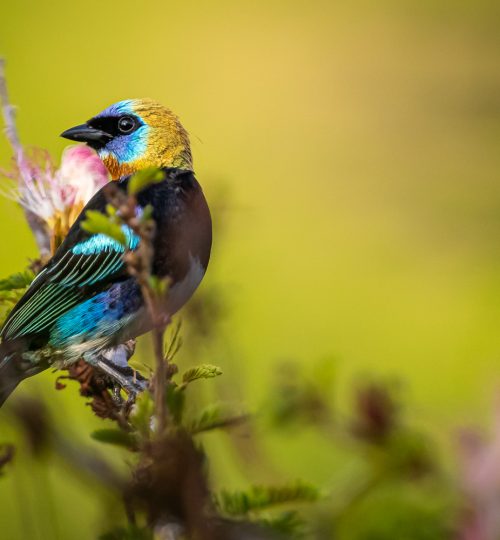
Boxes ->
[117,115,136,134]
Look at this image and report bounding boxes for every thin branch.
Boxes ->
[0,58,51,256]
[105,182,171,434]
[0,59,22,157]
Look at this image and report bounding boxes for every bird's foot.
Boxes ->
[94,358,148,399]
[112,384,124,406]
[83,342,149,402]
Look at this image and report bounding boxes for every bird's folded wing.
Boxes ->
[1,184,139,340]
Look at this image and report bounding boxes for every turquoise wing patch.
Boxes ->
[1,225,139,340]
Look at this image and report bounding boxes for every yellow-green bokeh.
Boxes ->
[0,0,500,537]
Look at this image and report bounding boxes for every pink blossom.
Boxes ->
[56,145,109,210]
[457,395,500,540]
[1,145,109,253]
[14,145,108,223]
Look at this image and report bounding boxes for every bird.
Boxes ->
[0,99,212,405]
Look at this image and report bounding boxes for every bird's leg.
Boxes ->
[94,359,146,398]
[83,341,148,399]
[112,384,124,406]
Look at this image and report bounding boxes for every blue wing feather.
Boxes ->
[1,225,140,340]
[49,279,141,348]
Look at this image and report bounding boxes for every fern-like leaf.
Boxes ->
[0,270,34,291]
[258,511,306,539]
[214,481,321,516]
[182,364,222,385]
[187,404,249,434]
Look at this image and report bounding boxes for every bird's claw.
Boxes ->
[84,343,149,401]
[112,384,124,405]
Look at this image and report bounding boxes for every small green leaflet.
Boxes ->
[130,391,155,437]
[214,481,321,516]
[81,210,127,246]
[91,429,137,450]
[128,167,165,195]
[182,364,223,385]
[187,403,249,434]
[0,270,34,291]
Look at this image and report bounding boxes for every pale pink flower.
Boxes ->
[2,145,109,254]
[15,145,108,223]
[55,145,109,212]
[457,395,500,540]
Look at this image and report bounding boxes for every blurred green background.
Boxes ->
[0,0,500,538]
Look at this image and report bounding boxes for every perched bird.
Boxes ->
[0,99,212,405]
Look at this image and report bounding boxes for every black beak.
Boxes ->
[60,123,112,147]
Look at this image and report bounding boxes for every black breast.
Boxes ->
[136,168,212,284]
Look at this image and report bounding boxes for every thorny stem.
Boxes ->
[152,327,168,433]
[0,58,51,256]
[135,253,170,436]
[106,183,171,435]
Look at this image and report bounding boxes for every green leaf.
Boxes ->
[148,275,170,297]
[182,364,223,385]
[166,383,185,425]
[128,167,165,195]
[91,429,137,449]
[0,270,34,291]
[0,289,28,306]
[81,210,127,246]
[258,511,305,539]
[214,481,321,516]
[164,321,183,361]
[105,203,117,216]
[140,204,154,221]
[187,404,249,434]
[0,270,34,328]
[130,391,154,437]
[0,310,10,330]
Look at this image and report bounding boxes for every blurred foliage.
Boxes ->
[0,355,478,539]
[127,167,166,196]
[1,0,500,538]
[0,268,34,326]
[214,481,321,516]
[81,209,128,247]
[263,363,462,538]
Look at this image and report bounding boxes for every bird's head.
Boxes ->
[61,99,192,180]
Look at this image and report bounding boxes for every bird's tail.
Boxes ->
[0,340,30,407]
